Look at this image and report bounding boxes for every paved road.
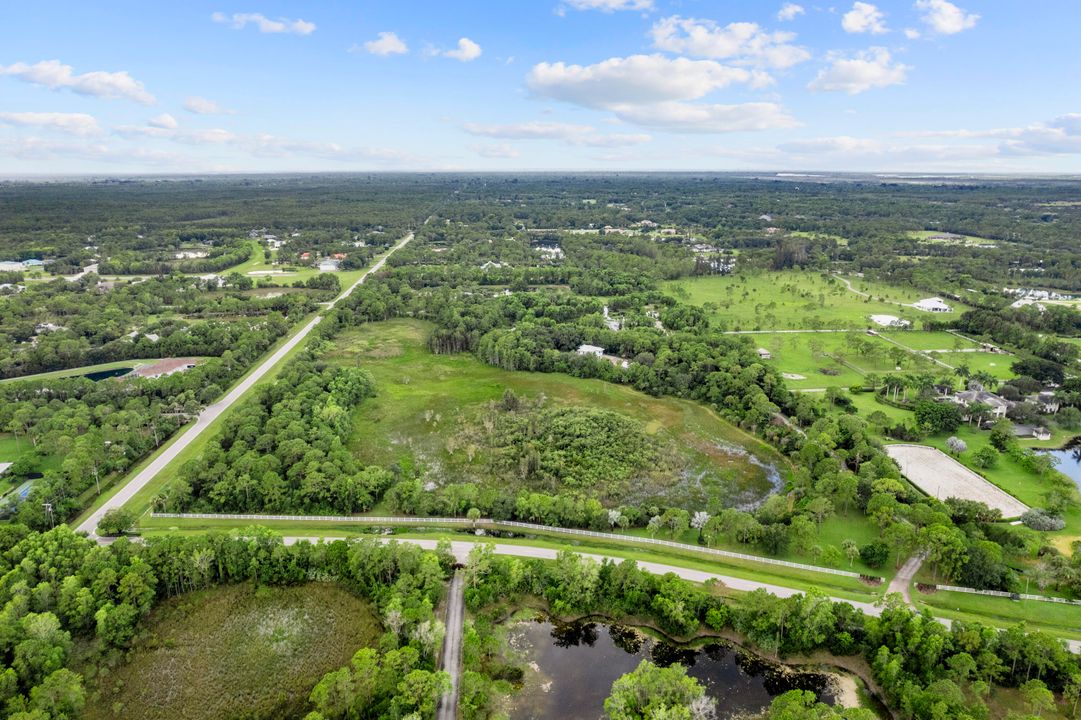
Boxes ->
[887,553,925,605]
[280,536,1081,653]
[436,570,465,720]
[76,233,413,537]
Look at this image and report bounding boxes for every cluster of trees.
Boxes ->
[0,273,319,378]
[167,352,390,514]
[466,547,1081,720]
[98,238,254,275]
[0,524,464,720]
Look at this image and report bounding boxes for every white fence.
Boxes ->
[149,512,869,580]
[934,583,1081,606]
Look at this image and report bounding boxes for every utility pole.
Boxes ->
[43,502,54,528]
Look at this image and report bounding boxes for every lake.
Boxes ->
[1041,439,1081,491]
[505,618,844,720]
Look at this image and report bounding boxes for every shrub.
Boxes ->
[1020,509,1066,532]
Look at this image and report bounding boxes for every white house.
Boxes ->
[576,344,605,357]
[757,348,772,360]
[913,297,953,313]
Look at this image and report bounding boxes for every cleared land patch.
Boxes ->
[884,444,1028,517]
[664,272,971,331]
[79,582,380,720]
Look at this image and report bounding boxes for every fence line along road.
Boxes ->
[149,512,870,580]
[933,583,1081,606]
[75,233,413,538]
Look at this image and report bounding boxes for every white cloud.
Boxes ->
[650,16,810,69]
[211,12,316,35]
[916,0,978,35]
[361,31,408,56]
[0,111,101,136]
[462,121,651,146]
[808,47,909,94]
[471,143,520,159]
[612,101,797,133]
[463,121,594,139]
[148,113,178,130]
[0,60,155,104]
[527,55,794,133]
[561,0,653,11]
[904,28,921,39]
[841,2,888,34]
[777,3,805,21]
[441,38,483,62]
[999,115,1081,156]
[528,55,766,108]
[184,96,236,115]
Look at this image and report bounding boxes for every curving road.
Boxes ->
[76,232,413,537]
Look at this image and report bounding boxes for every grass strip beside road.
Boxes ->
[136,518,880,602]
[914,590,1081,641]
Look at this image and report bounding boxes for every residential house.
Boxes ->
[948,388,1012,419]
[1029,391,1061,414]
[757,348,772,360]
[1012,425,1052,441]
[870,314,911,328]
[576,344,605,357]
[913,297,953,313]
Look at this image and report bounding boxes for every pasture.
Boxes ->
[663,271,971,331]
[80,582,380,720]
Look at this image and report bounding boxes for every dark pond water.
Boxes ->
[83,367,132,381]
[506,619,840,720]
[1041,439,1081,491]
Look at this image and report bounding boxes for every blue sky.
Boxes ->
[1,0,1079,174]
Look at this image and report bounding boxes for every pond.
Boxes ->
[505,619,845,720]
[83,367,132,381]
[1041,438,1081,491]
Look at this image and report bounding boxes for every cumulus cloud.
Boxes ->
[560,0,653,11]
[916,0,978,35]
[211,12,315,35]
[904,28,921,39]
[462,120,651,147]
[841,2,888,34]
[471,143,520,159]
[360,31,408,56]
[777,3,805,21]
[148,113,178,130]
[0,111,101,136]
[440,38,483,62]
[0,60,155,104]
[808,47,909,94]
[528,55,767,107]
[184,96,236,115]
[998,115,1081,156]
[650,16,811,69]
[0,136,185,165]
[527,54,794,133]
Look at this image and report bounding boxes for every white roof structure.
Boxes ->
[913,297,952,312]
[576,344,605,356]
[0,463,12,477]
[870,314,911,327]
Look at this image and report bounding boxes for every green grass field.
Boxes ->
[931,351,1016,380]
[330,319,786,511]
[663,271,971,331]
[908,230,998,247]
[913,589,1081,641]
[0,433,62,489]
[752,331,940,390]
[880,330,979,352]
[78,582,380,720]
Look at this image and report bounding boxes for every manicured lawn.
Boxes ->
[752,331,938,390]
[330,319,786,511]
[0,433,62,485]
[932,351,1016,380]
[880,330,979,351]
[913,589,1081,641]
[663,271,972,331]
[77,582,380,720]
[908,230,998,247]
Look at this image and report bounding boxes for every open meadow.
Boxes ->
[329,319,787,512]
[78,582,381,720]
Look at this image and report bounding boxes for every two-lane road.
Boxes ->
[76,232,413,537]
